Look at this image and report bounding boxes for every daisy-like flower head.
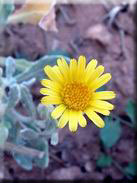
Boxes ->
[40,56,116,132]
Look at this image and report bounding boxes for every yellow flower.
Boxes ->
[40,56,116,132]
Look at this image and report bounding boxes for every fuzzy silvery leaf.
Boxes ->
[37,104,50,120]
[0,102,7,118]
[0,123,9,147]
[4,116,17,142]
[35,119,46,130]
[20,128,39,141]
[12,153,33,171]
[44,119,57,136]
[5,57,16,79]
[0,0,15,25]
[51,132,58,146]
[0,82,5,99]
[22,78,36,87]
[29,137,46,151]
[34,141,49,168]
[5,57,32,73]
[6,84,20,109]
[16,55,70,82]
[0,67,3,77]
[20,84,36,119]
[2,116,12,130]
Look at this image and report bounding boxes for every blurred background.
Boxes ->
[0,0,136,182]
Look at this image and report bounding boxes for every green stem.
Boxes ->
[112,159,132,180]
[104,149,132,180]
[2,141,45,159]
[111,114,133,128]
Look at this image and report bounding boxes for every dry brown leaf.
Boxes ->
[39,6,58,32]
[7,0,57,32]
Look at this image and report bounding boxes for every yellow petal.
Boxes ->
[90,100,114,110]
[85,59,97,82]
[40,88,58,96]
[44,65,63,83]
[57,58,69,81]
[69,59,77,81]
[85,108,105,128]
[78,112,87,127]
[88,65,104,85]
[92,91,116,100]
[88,106,110,116]
[40,79,61,92]
[57,109,69,128]
[90,73,112,91]
[51,104,67,119]
[69,110,78,132]
[52,65,65,82]
[77,55,86,81]
[41,96,62,105]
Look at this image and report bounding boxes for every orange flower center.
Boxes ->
[62,82,91,111]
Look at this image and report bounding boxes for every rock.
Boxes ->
[86,171,104,180]
[112,139,135,163]
[102,166,124,180]
[129,0,137,12]
[47,166,82,180]
[85,24,112,46]
[85,162,94,172]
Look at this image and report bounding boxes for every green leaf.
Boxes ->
[124,162,137,176]
[100,117,122,148]
[96,85,106,92]
[0,123,9,147]
[12,153,33,171]
[96,153,112,168]
[125,99,136,124]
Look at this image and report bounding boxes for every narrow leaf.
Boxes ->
[7,84,20,109]
[124,162,137,176]
[0,124,9,147]
[51,132,58,145]
[125,99,136,124]
[20,84,36,119]
[5,57,16,79]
